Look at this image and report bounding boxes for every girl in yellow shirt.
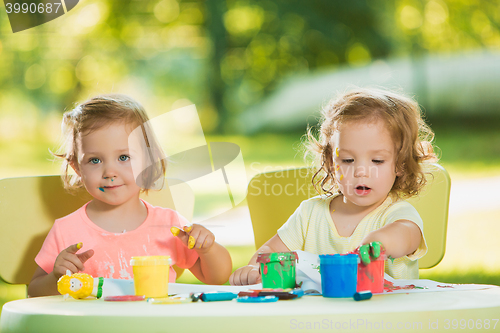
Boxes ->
[231,87,437,284]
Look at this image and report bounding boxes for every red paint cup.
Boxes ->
[357,255,385,294]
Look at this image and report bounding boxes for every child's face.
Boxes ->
[332,118,399,209]
[72,123,143,207]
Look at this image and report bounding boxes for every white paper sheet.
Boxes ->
[295,250,498,295]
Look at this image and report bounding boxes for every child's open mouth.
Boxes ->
[355,185,371,195]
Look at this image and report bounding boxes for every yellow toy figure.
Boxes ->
[57,270,104,299]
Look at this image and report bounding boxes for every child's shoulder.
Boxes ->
[386,198,418,212]
[55,203,87,223]
[381,197,422,224]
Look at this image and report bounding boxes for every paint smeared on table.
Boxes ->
[384,279,426,292]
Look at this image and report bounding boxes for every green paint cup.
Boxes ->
[257,252,298,289]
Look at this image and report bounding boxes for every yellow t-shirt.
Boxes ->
[277,194,427,279]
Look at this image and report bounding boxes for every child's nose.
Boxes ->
[354,164,367,177]
[102,164,118,180]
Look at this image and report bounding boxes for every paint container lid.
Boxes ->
[353,291,372,301]
[319,253,359,265]
[256,251,298,264]
[130,256,171,266]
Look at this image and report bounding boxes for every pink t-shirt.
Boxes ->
[35,200,199,281]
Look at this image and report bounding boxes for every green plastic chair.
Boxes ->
[0,175,194,291]
[247,163,451,269]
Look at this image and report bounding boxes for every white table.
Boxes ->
[2,287,500,333]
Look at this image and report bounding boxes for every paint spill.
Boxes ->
[384,279,426,292]
[99,187,105,192]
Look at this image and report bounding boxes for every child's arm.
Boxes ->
[173,224,232,285]
[360,220,422,260]
[28,243,94,297]
[229,234,290,285]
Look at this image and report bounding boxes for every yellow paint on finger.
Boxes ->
[183,225,192,233]
[171,227,181,237]
[77,242,83,249]
[188,236,196,249]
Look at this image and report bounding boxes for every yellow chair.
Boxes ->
[247,163,451,269]
[0,175,194,290]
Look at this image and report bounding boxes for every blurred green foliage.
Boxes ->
[1,0,500,134]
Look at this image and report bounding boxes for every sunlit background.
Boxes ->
[1,0,499,308]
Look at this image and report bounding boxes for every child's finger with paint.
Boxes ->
[170,225,196,249]
[358,242,384,265]
[170,225,192,237]
[53,243,91,278]
[185,225,202,250]
[192,230,215,252]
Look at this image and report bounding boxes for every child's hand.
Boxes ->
[358,241,384,265]
[52,243,95,279]
[229,264,261,285]
[171,224,215,253]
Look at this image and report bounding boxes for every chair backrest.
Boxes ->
[247,163,451,269]
[0,175,194,285]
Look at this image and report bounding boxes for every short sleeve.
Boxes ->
[277,200,310,251]
[384,201,428,261]
[35,223,64,274]
[173,238,199,269]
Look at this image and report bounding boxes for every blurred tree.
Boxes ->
[0,0,499,135]
[217,0,391,132]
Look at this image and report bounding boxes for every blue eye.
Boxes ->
[89,158,101,164]
[119,155,130,162]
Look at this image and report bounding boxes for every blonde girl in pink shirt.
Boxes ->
[29,94,232,297]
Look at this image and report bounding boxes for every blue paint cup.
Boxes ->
[319,254,359,298]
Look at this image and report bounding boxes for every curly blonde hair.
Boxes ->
[307,87,437,198]
[53,94,166,194]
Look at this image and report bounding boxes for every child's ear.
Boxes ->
[69,160,81,177]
